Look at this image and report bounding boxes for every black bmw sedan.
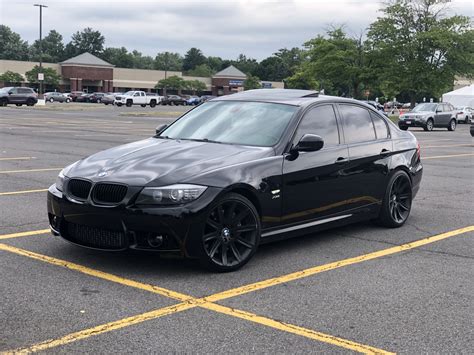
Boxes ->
[47,89,423,271]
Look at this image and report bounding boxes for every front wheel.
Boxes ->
[199,193,260,272]
[376,170,412,228]
[424,119,434,131]
[49,98,54,103]
[399,126,408,131]
[126,100,132,107]
[448,119,456,131]
[140,104,146,107]
[66,98,71,103]
[150,100,156,108]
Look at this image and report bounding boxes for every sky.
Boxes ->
[1,0,472,60]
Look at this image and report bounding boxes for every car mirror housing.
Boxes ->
[155,124,168,135]
[294,134,324,152]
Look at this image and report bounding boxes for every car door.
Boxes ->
[8,88,19,103]
[434,104,449,126]
[281,104,351,225]
[337,104,393,211]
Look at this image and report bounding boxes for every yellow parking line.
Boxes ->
[8,303,196,354]
[0,157,34,161]
[204,226,474,302]
[0,189,48,196]
[0,229,50,240]
[0,168,61,174]
[0,243,393,354]
[202,303,394,355]
[423,153,474,160]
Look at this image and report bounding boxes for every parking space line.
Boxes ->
[0,243,393,354]
[0,157,34,161]
[0,189,48,196]
[0,168,61,174]
[423,153,474,160]
[202,303,394,354]
[0,229,50,240]
[8,303,196,354]
[204,226,474,302]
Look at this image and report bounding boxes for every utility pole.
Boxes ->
[34,4,48,99]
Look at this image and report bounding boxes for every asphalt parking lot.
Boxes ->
[1,103,473,354]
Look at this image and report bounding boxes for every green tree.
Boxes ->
[0,71,23,83]
[0,25,29,60]
[154,52,183,71]
[367,0,474,104]
[232,54,258,76]
[130,50,154,69]
[101,47,134,68]
[285,68,318,90]
[25,66,61,86]
[243,75,261,90]
[30,30,65,62]
[155,75,186,95]
[183,48,207,71]
[187,64,214,77]
[274,47,305,76]
[65,27,105,57]
[254,56,288,81]
[185,79,207,94]
[207,56,224,72]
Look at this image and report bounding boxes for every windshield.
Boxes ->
[123,91,134,96]
[412,103,437,112]
[160,101,298,147]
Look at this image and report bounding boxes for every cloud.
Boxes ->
[1,0,472,60]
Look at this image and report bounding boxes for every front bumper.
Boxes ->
[398,118,426,128]
[47,184,222,257]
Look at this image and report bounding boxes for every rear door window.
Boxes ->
[370,112,389,139]
[338,105,376,144]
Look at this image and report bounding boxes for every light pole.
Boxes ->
[34,4,48,99]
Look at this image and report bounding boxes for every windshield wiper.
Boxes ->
[179,138,222,144]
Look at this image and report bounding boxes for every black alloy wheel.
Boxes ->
[126,100,132,107]
[377,170,412,227]
[200,193,260,272]
[26,99,35,106]
[448,119,456,131]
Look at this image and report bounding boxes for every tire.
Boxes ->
[150,100,156,108]
[126,100,132,107]
[198,193,261,272]
[49,98,54,103]
[66,98,71,103]
[183,102,188,106]
[140,104,146,107]
[376,170,412,228]
[26,99,35,106]
[0,98,7,107]
[448,119,456,131]
[399,126,408,131]
[465,116,470,124]
[104,102,109,105]
[116,103,122,107]
[170,101,175,106]
[424,119,434,131]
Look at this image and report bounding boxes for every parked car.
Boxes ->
[45,92,71,103]
[88,92,106,103]
[48,89,422,271]
[68,91,84,102]
[76,93,92,103]
[361,100,387,116]
[186,95,200,105]
[0,87,37,106]
[384,101,403,110]
[114,91,161,107]
[398,102,457,131]
[199,95,216,103]
[455,106,472,124]
[161,95,187,106]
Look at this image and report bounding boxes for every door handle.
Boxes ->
[335,157,349,164]
[380,149,391,156]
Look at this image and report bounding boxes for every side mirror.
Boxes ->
[436,109,442,113]
[8,91,13,95]
[294,134,324,152]
[155,124,168,135]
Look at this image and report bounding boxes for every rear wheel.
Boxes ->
[66,98,71,103]
[26,99,35,106]
[448,119,456,131]
[399,126,408,131]
[376,170,412,228]
[424,119,434,131]
[49,98,54,103]
[116,102,122,107]
[199,193,260,272]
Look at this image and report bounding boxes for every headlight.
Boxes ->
[56,170,65,192]
[135,184,207,205]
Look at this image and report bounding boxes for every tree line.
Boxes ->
[1,0,472,103]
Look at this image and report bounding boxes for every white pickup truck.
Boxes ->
[114,91,163,107]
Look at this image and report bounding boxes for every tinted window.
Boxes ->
[294,105,339,147]
[18,88,30,94]
[370,112,389,139]
[339,105,376,143]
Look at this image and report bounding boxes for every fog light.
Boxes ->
[147,234,164,248]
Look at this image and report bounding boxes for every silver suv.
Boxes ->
[0,87,38,107]
[398,102,457,131]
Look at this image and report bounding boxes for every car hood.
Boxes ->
[65,138,274,186]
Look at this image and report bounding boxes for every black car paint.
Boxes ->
[48,93,422,258]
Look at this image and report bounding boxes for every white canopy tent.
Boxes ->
[442,84,474,107]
